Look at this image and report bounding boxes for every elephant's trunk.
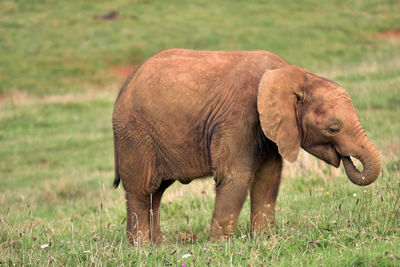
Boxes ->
[341,137,381,186]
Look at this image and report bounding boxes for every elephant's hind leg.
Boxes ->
[125,178,171,245]
[117,133,162,245]
[150,180,174,243]
[126,192,151,245]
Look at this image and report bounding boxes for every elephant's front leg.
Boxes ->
[210,171,251,240]
[250,154,282,235]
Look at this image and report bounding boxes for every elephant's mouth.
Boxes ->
[303,144,341,168]
[328,145,341,168]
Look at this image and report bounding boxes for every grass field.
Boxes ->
[0,0,399,265]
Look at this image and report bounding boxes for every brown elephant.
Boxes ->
[112,49,380,245]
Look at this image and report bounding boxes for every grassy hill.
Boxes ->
[0,0,399,265]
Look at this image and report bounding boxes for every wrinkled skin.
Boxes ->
[112,49,380,245]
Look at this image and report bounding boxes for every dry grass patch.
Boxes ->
[0,88,117,106]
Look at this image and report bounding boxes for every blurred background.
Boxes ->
[0,0,399,265]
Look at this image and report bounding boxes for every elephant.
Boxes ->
[112,49,380,245]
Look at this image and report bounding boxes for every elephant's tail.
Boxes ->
[113,133,121,188]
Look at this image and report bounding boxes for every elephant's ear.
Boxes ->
[257,66,305,162]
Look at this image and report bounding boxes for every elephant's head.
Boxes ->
[257,66,380,186]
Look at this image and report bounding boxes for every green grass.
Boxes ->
[0,0,399,265]
[1,0,399,96]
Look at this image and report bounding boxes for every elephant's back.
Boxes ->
[115,49,287,119]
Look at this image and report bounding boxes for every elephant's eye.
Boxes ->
[328,126,341,134]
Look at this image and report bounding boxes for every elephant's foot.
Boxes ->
[126,228,150,246]
[250,211,275,237]
[210,214,237,241]
[126,229,165,246]
[210,230,233,242]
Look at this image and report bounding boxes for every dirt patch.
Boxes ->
[94,10,119,20]
[111,66,137,78]
[378,29,400,37]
